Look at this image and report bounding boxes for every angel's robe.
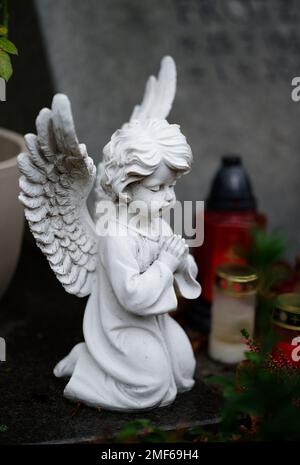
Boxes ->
[54,219,201,411]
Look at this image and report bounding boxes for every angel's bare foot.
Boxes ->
[53,342,85,378]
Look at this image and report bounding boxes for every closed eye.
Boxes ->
[148,183,176,192]
[148,185,161,192]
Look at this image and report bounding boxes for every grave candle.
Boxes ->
[209,263,258,364]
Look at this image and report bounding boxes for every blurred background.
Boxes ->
[1,0,300,257]
[1,0,300,444]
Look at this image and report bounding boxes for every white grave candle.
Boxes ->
[209,263,258,364]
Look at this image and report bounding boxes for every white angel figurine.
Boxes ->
[18,56,201,412]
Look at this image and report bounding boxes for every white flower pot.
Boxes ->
[0,128,26,299]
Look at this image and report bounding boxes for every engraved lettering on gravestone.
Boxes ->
[175,0,300,79]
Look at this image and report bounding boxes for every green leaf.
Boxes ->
[209,374,236,387]
[244,351,263,364]
[0,37,18,55]
[0,26,8,36]
[0,49,12,80]
[241,328,250,339]
[250,228,286,268]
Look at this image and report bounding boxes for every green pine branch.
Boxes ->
[191,331,300,442]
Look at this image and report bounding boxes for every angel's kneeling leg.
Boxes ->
[56,330,178,411]
[159,315,196,393]
[53,342,85,378]
[62,338,176,411]
[114,328,177,410]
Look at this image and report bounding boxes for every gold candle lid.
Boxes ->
[215,263,259,296]
[272,293,300,331]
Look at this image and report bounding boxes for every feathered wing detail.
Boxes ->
[18,93,98,297]
[129,55,176,122]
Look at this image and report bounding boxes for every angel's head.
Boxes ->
[97,118,192,216]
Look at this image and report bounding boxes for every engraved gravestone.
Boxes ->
[35,0,300,258]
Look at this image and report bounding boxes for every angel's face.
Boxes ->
[127,161,178,218]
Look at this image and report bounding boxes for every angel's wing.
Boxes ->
[18,94,98,297]
[129,55,176,122]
